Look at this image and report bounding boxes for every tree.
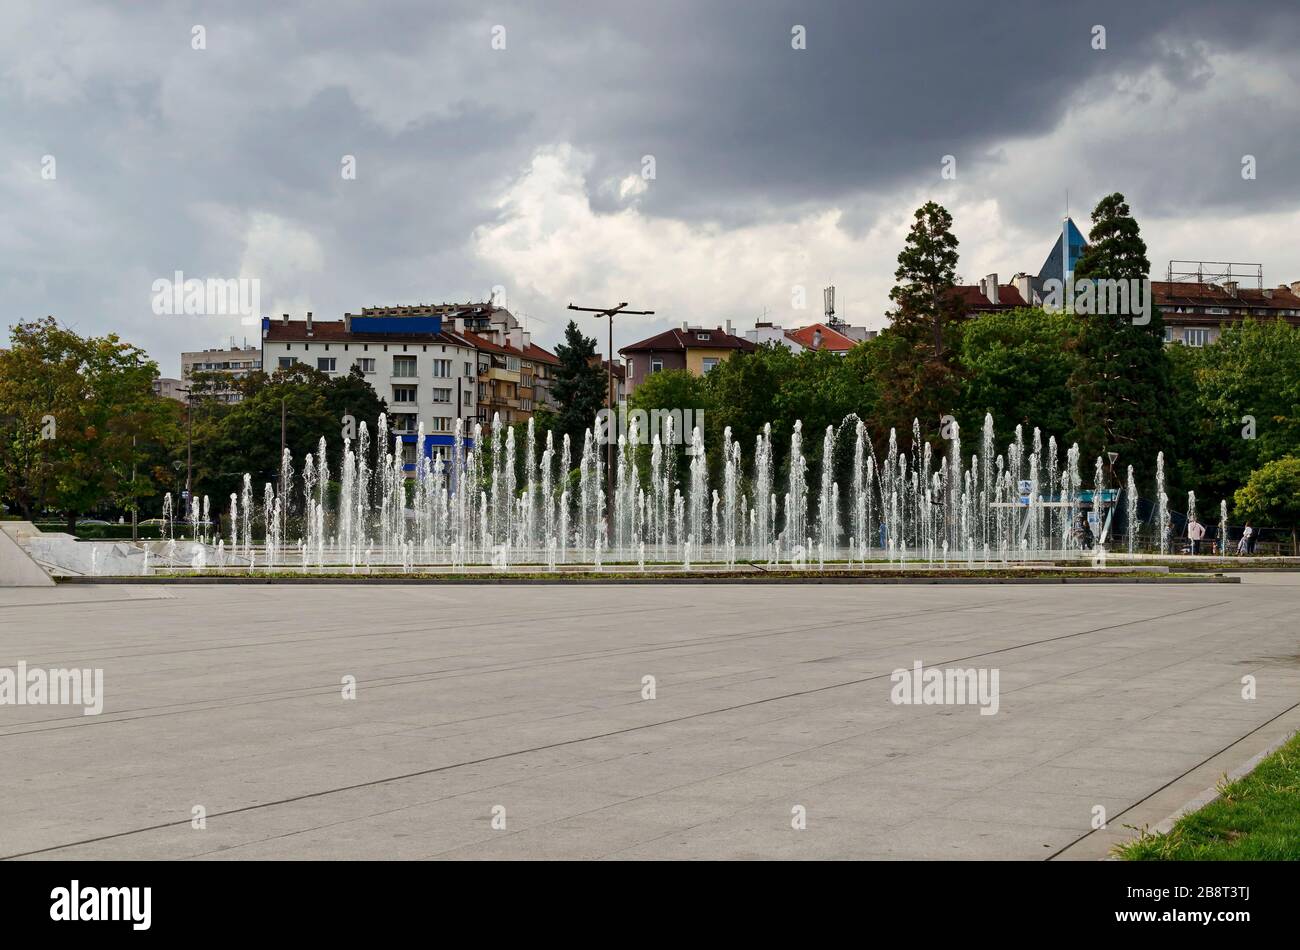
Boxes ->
[1073,192,1150,278]
[320,364,390,429]
[0,317,177,528]
[188,364,386,507]
[958,308,1078,443]
[880,201,965,436]
[0,320,85,517]
[1233,456,1300,554]
[701,345,790,463]
[699,342,882,494]
[1066,192,1175,480]
[888,201,963,361]
[628,367,712,488]
[550,320,607,459]
[868,330,961,448]
[1172,319,1300,503]
[629,367,711,423]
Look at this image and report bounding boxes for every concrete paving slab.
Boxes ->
[1,576,1297,859]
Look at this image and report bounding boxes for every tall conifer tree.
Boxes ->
[1067,192,1174,474]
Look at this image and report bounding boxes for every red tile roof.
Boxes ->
[459,330,527,358]
[948,285,1029,311]
[1151,282,1300,312]
[523,342,560,365]
[784,323,857,352]
[620,326,755,354]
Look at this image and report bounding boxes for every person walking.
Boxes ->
[1187,516,1205,555]
[1238,522,1254,556]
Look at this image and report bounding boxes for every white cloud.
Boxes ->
[473,145,1059,341]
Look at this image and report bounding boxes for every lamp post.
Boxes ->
[131,434,137,543]
[176,387,192,521]
[566,301,654,495]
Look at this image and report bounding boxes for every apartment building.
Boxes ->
[620,322,755,395]
[956,219,1300,347]
[261,311,477,469]
[463,332,532,425]
[349,302,562,414]
[180,343,263,403]
[524,342,560,411]
[590,357,626,406]
[1152,280,1300,346]
[152,377,187,402]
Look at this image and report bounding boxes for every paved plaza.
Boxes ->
[1,576,1297,860]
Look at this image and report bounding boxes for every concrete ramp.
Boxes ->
[0,522,56,587]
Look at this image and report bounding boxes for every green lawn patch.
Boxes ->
[1115,731,1300,860]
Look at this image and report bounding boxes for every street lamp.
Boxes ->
[176,387,193,518]
[566,301,654,494]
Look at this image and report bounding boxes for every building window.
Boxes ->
[506,356,520,371]
[651,358,663,373]
[355,358,376,373]
[390,413,417,433]
[627,359,634,378]
[393,355,417,377]
[432,359,452,378]
[696,332,709,341]
[278,357,297,369]
[430,417,452,433]
[1185,328,1210,347]
[401,442,417,465]
[317,357,336,372]
[478,383,487,400]
[464,361,473,377]
[431,387,452,403]
[392,385,418,403]
[702,357,720,373]
[1163,326,1173,343]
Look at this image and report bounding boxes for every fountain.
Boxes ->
[105,410,1187,575]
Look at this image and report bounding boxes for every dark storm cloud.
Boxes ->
[3,0,1300,369]
[529,0,1300,221]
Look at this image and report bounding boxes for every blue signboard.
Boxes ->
[349,315,442,335]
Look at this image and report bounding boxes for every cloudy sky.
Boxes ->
[5,0,1300,376]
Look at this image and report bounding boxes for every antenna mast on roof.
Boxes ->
[1165,261,1263,289]
[824,285,843,329]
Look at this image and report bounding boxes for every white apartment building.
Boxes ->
[350,301,561,412]
[181,343,263,403]
[261,311,478,469]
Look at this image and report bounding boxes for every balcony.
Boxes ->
[481,366,521,384]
